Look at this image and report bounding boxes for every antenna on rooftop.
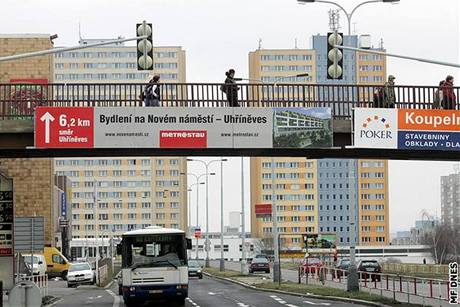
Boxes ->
[295,38,298,49]
[258,38,262,50]
[328,9,341,32]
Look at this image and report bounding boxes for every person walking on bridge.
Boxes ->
[222,69,241,107]
[442,75,456,110]
[142,75,161,107]
[383,75,396,108]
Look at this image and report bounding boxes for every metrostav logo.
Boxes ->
[159,130,207,148]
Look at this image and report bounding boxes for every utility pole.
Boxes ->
[240,157,247,275]
[347,160,359,291]
[272,157,280,282]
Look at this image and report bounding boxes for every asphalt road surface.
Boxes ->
[46,274,368,307]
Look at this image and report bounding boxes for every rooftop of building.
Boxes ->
[0,34,51,39]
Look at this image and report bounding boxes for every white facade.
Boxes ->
[190,234,261,261]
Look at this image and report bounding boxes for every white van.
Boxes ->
[23,254,47,275]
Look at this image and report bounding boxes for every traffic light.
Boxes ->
[327,31,343,79]
[136,21,153,70]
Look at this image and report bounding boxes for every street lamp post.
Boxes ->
[297,0,400,36]
[219,158,225,272]
[187,182,205,236]
[297,0,399,292]
[93,180,100,286]
[187,158,227,268]
[271,157,281,283]
[181,171,216,260]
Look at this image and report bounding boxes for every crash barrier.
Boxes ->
[18,274,48,297]
[382,263,448,275]
[298,266,449,304]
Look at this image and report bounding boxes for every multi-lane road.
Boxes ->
[45,275,367,307]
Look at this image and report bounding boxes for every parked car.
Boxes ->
[332,258,350,278]
[23,254,47,275]
[67,262,95,288]
[249,257,270,274]
[299,257,323,274]
[188,260,203,279]
[357,260,382,282]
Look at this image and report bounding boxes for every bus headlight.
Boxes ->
[129,286,136,291]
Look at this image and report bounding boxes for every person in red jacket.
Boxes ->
[442,75,456,110]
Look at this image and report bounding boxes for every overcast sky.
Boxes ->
[2,0,460,234]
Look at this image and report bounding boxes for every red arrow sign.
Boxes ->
[35,107,94,148]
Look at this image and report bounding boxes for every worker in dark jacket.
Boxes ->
[442,75,456,110]
[223,69,240,107]
[143,75,161,107]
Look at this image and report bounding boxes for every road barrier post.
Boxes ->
[406,280,410,303]
[392,276,396,302]
[298,267,301,284]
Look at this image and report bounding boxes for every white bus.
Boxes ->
[118,226,191,306]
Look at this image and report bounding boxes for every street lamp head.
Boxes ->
[296,73,309,78]
[180,172,186,175]
[209,172,216,176]
[297,0,315,3]
[383,0,399,2]
[221,159,228,162]
[186,158,194,161]
[199,182,205,185]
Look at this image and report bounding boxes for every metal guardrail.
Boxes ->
[1,83,459,120]
[298,266,449,304]
[382,262,448,275]
[19,274,48,297]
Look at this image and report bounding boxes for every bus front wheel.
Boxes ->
[176,298,186,306]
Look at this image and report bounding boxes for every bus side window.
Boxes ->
[186,238,192,250]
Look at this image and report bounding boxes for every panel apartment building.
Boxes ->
[54,157,188,239]
[441,172,460,228]
[248,35,385,108]
[53,38,186,102]
[250,158,389,247]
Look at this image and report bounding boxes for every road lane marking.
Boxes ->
[186,297,201,307]
[303,301,331,306]
[286,304,298,307]
[237,303,250,307]
[106,289,120,307]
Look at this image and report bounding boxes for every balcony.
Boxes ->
[1,82,458,120]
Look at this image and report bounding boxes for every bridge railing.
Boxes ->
[0,82,458,119]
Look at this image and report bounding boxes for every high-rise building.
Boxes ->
[250,158,389,247]
[441,173,460,227]
[0,34,54,83]
[248,49,316,104]
[250,158,318,248]
[317,159,358,246]
[53,38,186,102]
[0,159,56,245]
[248,35,389,247]
[54,157,188,239]
[357,160,389,245]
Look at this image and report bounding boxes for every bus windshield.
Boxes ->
[122,234,187,269]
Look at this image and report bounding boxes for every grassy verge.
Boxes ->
[255,282,423,307]
[203,267,250,278]
[204,267,423,307]
[382,271,445,281]
[280,262,300,270]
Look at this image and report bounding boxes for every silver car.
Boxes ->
[67,262,95,288]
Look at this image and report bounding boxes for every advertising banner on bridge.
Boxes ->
[34,107,332,149]
[354,108,460,151]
